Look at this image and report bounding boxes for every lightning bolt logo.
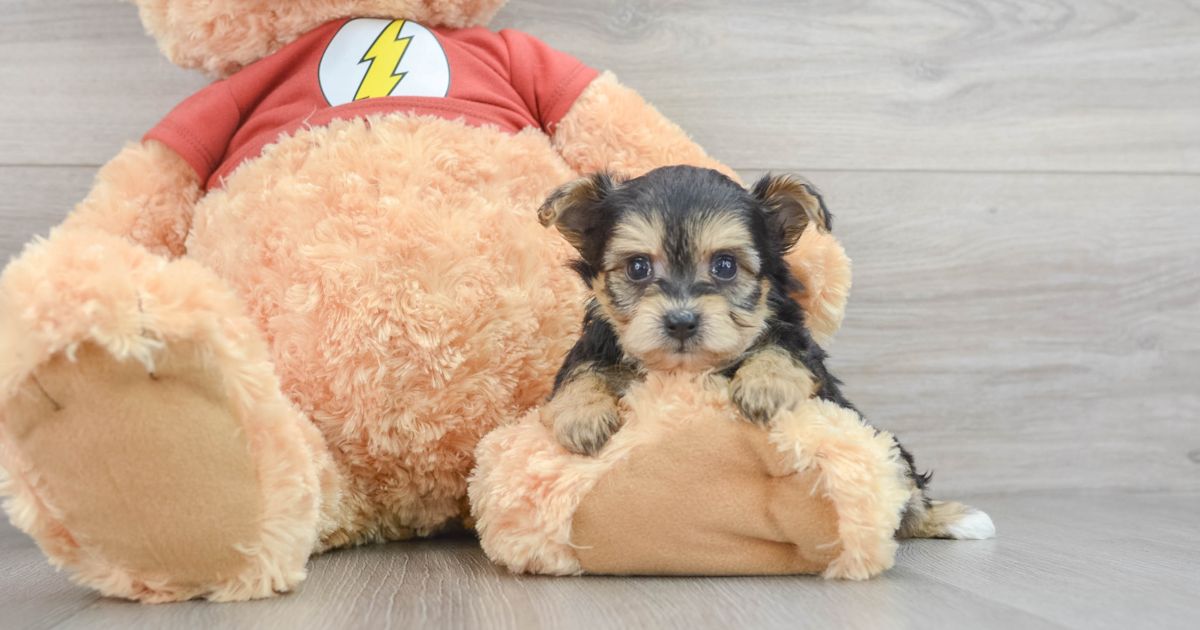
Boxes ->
[354,20,413,101]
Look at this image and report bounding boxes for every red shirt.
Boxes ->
[145,18,599,190]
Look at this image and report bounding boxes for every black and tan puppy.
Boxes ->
[537,165,994,540]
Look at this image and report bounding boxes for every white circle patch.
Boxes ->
[318,18,451,106]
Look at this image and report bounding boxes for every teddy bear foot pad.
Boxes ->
[5,341,276,600]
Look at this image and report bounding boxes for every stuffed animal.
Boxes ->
[0,0,854,602]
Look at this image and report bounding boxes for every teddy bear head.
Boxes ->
[127,0,510,76]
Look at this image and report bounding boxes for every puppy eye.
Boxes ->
[626,255,653,282]
[710,254,738,280]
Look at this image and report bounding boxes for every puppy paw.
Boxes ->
[548,399,621,456]
[731,377,807,425]
[729,349,817,426]
[732,370,818,427]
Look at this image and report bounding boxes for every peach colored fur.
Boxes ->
[469,373,908,579]
[188,113,586,548]
[0,0,857,599]
[788,226,852,344]
[0,230,330,601]
[469,373,730,575]
[770,399,910,579]
[61,139,201,259]
[127,0,511,76]
[553,72,742,183]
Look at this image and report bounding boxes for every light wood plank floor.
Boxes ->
[4,492,1198,630]
[2,0,1198,628]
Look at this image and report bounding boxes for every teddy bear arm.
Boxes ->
[787,225,852,343]
[58,139,202,259]
[470,375,914,578]
[552,71,741,183]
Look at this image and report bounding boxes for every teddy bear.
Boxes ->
[0,0,854,602]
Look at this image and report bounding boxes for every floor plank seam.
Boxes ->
[3,163,1200,179]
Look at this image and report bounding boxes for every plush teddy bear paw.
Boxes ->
[0,231,324,602]
[6,341,271,600]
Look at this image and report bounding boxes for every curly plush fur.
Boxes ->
[0,0,859,601]
[128,0,510,76]
[0,230,333,601]
[469,372,911,579]
[190,113,586,546]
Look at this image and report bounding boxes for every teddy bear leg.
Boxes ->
[0,230,334,602]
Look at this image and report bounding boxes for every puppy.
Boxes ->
[537,165,994,540]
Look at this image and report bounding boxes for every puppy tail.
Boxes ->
[899,500,996,540]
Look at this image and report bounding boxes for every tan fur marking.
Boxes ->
[542,370,622,456]
[591,272,631,332]
[720,277,773,356]
[621,294,761,372]
[602,213,664,271]
[694,294,743,357]
[619,294,672,363]
[697,293,759,360]
[731,277,773,330]
[693,214,760,275]
[622,277,772,372]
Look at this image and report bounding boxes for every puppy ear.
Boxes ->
[751,173,832,250]
[538,172,620,251]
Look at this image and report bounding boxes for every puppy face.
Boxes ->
[540,166,830,372]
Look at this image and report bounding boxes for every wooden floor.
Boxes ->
[4,492,1198,630]
[1,0,1198,628]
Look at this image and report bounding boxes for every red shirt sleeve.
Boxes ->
[498,30,600,135]
[143,80,243,183]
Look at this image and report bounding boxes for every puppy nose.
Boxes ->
[663,310,699,340]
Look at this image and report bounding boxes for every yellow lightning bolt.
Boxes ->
[355,20,413,101]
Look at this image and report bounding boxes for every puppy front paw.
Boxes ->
[730,371,810,426]
[547,398,621,456]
